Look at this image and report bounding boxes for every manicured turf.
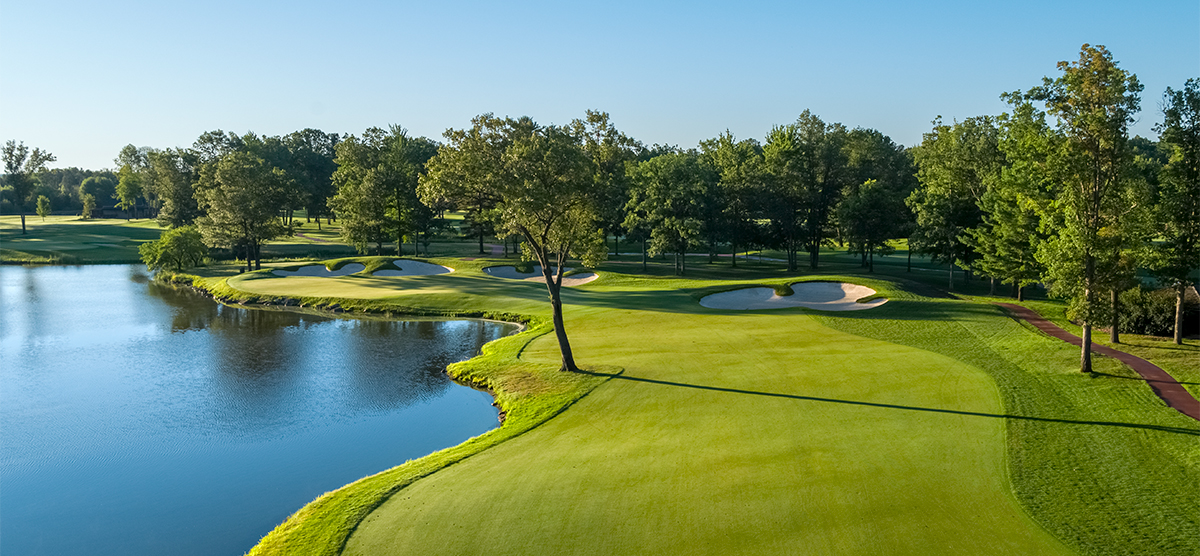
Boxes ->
[218,256,1198,556]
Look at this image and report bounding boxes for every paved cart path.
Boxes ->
[997,302,1200,421]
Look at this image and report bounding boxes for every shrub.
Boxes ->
[140,226,208,272]
[1071,284,1200,337]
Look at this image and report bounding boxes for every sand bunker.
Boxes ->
[484,266,599,286]
[372,260,453,277]
[700,282,887,311]
[272,263,366,277]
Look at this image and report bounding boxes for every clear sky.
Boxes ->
[2,0,1197,170]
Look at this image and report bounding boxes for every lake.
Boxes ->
[0,264,513,555]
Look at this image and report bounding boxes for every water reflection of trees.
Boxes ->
[142,281,513,428]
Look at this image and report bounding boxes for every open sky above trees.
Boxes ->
[1,0,1196,170]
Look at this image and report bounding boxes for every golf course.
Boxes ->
[163,252,1195,556]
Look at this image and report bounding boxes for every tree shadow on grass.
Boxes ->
[574,370,1200,437]
[1091,371,1200,386]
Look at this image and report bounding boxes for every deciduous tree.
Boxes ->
[139,225,207,271]
[35,195,51,221]
[908,116,1004,289]
[838,179,905,272]
[1027,44,1143,371]
[2,140,56,234]
[195,151,289,270]
[700,132,765,267]
[328,127,438,255]
[571,111,642,256]
[1150,79,1200,344]
[625,151,715,275]
[421,114,604,372]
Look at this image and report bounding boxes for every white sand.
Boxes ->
[372,260,454,276]
[484,266,599,286]
[699,282,887,311]
[272,263,366,277]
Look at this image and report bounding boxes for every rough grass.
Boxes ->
[814,299,1200,556]
[1014,298,1200,400]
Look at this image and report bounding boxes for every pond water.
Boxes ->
[0,265,513,556]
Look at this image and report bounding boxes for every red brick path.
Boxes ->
[996,303,1199,422]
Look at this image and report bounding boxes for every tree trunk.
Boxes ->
[948,262,955,291]
[810,244,819,270]
[1081,323,1093,373]
[989,277,995,296]
[868,250,874,273]
[907,250,912,272]
[731,242,737,268]
[615,235,620,258]
[539,255,578,372]
[1081,257,1095,373]
[20,211,27,234]
[1175,284,1185,345]
[1110,289,1120,344]
[478,226,485,255]
[642,239,647,271]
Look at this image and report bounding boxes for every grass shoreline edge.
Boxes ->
[155,271,614,556]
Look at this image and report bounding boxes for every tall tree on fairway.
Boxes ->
[1027,44,1142,372]
[114,164,143,218]
[421,114,605,372]
[762,111,850,271]
[2,141,56,234]
[1151,79,1200,344]
[35,195,51,221]
[964,100,1054,300]
[284,129,340,228]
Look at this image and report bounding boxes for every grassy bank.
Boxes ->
[200,255,1199,556]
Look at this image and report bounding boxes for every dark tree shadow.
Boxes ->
[573,370,1200,437]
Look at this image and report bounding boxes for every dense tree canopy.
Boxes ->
[195,151,290,270]
[329,127,438,255]
[908,116,1004,289]
[625,150,716,275]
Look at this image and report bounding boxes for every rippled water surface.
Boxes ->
[0,265,511,556]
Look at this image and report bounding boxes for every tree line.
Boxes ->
[3,44,1195,369]
[907,45,1198,364]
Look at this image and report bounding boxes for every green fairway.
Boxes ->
[347,308,1069,555]
[220,256,1198,556]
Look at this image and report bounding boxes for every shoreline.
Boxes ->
[157,266,611,556]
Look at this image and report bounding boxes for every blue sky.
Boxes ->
[2,0,1196,169]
